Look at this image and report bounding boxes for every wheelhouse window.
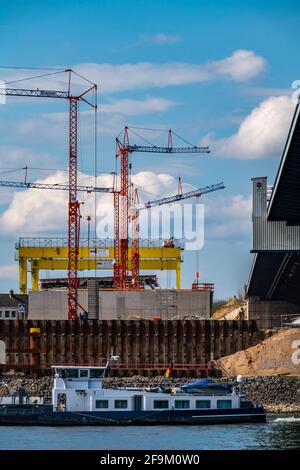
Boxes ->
[65,369,79,379]
[241,400,254,409]
[115,400,128,409]
[90,369,105,379]
[175,400,190,409]
[79,369,88,378]
[95,400,109,409]
[5,311,10,318]
[153,400,169,409]
[217,400,232,409]
[196,400,211,409]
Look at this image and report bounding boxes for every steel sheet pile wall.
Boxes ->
[0,320,261,377]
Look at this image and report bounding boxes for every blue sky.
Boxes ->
[0,0,299,299]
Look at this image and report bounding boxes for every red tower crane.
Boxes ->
[131,188,141,288]
[113,127,211,290]
[0,69,97,319]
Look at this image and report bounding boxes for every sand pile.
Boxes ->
[213,298,246,320]
[218,328,300,376]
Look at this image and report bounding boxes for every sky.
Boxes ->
[0,0,299,299]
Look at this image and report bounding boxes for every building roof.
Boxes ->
[268,103,300,224]
[0,294,28,308]
[248,100,300,303]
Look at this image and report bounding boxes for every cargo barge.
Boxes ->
[0,361,266,426]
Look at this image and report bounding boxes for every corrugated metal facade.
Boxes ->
[252,177,300,251]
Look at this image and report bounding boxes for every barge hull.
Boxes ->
[0,407,266,426]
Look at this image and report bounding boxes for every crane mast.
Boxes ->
[114,127,130,289]
[131,188,141,288]
[0,71,97,319]
[68,97,80,319]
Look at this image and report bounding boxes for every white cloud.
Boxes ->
[0,146,60,206]
[0,171,183,235]
[0,172,68,234]
[0,264,18,280]
[74,50,266,94]
[203,95,295,159]
[45,97,175,118]
[140,33,181,45]
[0,169,252,246]
[0,50,266,95]
[0,97,175,147]
[206,194,252,240]
[207,49,266,82]
[0,145,57,167]
[101,97,176,115]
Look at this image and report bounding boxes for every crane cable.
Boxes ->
[126,126,198,148]
[5,70,67,85]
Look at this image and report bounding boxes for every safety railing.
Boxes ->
[16,237,184,249]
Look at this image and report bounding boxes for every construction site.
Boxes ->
[3,1,300,458]
[0,67,300,380]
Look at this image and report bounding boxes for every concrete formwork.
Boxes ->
[28,289,212,320]
[29,290,88,320]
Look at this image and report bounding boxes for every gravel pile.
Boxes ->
[1,374,299,413]
[241,376,300,413]
[0,375,53,402]
[103,376,189,389]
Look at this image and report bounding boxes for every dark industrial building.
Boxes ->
[247,101,300,328]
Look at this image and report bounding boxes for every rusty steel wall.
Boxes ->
[0,320,262,377]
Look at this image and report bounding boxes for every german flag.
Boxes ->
[165,361,173,378]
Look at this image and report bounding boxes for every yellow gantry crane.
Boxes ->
[17,239,183,293]
[0,178,182,292]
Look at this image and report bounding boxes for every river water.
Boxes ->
[0,416,299,450]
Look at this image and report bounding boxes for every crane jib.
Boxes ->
[125,145,210,154]
[134,182,225,211]
[0,88,69,99]
[0,181,114,193]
